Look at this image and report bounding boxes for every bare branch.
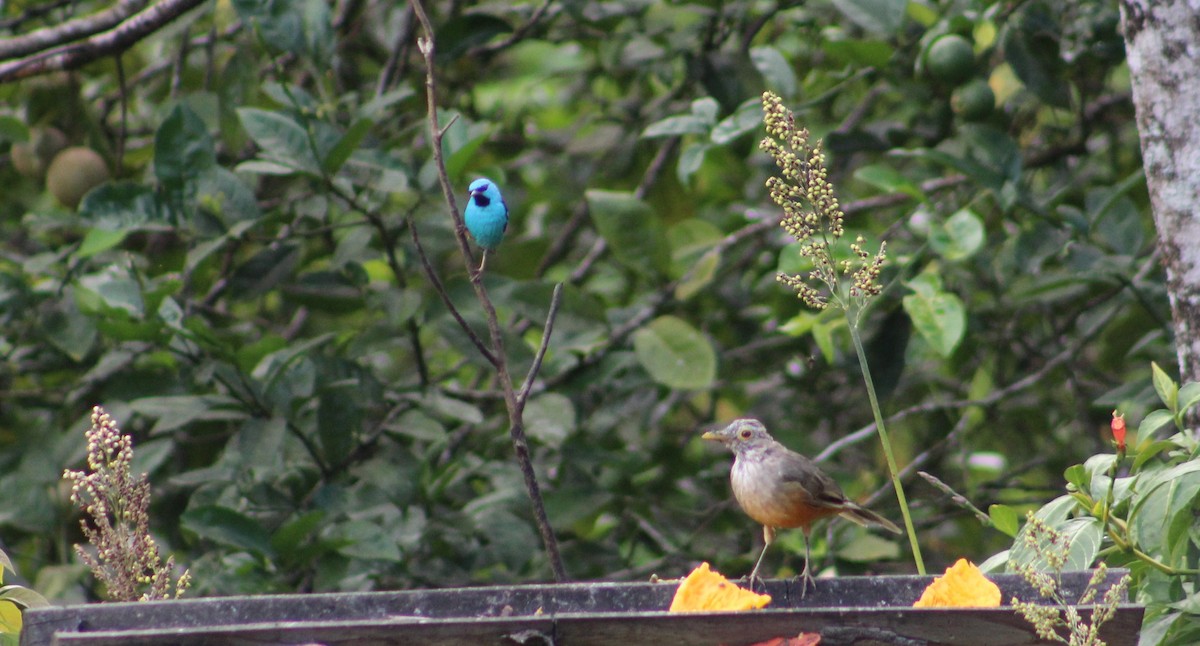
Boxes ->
[517,283,563,408]
[0,0,149,61]
[0,0,206,83]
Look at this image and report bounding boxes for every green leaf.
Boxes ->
[1151,361,1179,412]
[1138,409,1176,440]
[523,393,576,449]
[929,208,985,261]
[676,141,710,184]
[854,164,924,199]
[318,383,361,465]
[642,114,711,138]
[329,520,403,562]
[75,229,129,259]
[155,103,216,188]
[232,0,305,56]
[829,0,907,35]
[585,190,670,277]
[300,0,333,64]
[1176,381,1200,418]
[79,182,170,231]
[632,315,717,390]
[322,117,373,174]
[181,505,274,556]
[237,107,320,175]
[42,297,97,361]
[0,585,48,609]
[902,272,965,357]
[710,98,762,144]
[1130,461,1200,561]
[750,46,796,98]
[988,504,1019,537]
[1000,6,1070,108]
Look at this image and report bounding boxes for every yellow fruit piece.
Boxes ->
[913,558,1001,608]
[669,562,772,612]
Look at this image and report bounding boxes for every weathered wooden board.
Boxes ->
[23,570,1142,646]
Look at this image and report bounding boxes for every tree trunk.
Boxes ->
[1121,0,1200,384]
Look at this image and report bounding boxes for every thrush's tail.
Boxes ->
[838,503,902,534]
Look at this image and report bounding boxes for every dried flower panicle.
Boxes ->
[63,406,190,601]
[1010,513,1129,646]
[761,90,886,312]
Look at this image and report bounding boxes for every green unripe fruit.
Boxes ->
[925,35,976,86]
[11,127,67,179]
[952,80,996,121]
[46,146,109,209]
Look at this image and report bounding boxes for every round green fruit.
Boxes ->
[925,35,976,86]
[952,80,996,121]
[46,146,109,209]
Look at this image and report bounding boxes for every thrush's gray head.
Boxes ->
[701,418,776,456]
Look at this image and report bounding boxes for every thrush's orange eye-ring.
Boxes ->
[739,429,752,439]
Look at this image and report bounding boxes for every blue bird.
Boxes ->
[463,177,508,273]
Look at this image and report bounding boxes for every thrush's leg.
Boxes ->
[797,527,815,598]
[746,525,775,592]
[477,250,490,274]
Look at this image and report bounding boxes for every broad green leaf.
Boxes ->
[1176,381,1200,417]
[155,104,216,188]
[300,0,333,65]
[329,519,403,562]
[237,107,321,175]
[323,117,373,174]
[232,0,305,56]
[421,391,483,425]
[750,46,796,98]
[632,315,717,390]
[902,272,965,357]
[181,505,274,556]
[676,141,710,184]
[75,229,129,259]
[854,165,923,198]
[524,393,576,449]
[42,297,97,361]
[586,190,670,277]
[642,114,711,138]
[318,383,361,465]
[829,0,907,35]
[930,208,984,261]
[710,98,762,144]
[1138,409,1175,438]
[0,585,48,609]
[79,182,170,230]
[1130,461,1200,561]
[0,599,18,636]
[1000,6,1070,108]
[1151,362,1179,412]
[988,504,1019,537]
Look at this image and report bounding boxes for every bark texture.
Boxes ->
[1122,0,1200,383]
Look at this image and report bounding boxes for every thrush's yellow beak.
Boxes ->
[701,430,720,441]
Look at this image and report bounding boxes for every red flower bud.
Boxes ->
[1111,410,1126,452]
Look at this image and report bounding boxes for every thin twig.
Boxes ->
[517,283,563,408]
[406,212,497,366]
[466,0,556,57]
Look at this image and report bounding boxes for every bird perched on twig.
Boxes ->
[703,418,901,596]
[463,177,508,273]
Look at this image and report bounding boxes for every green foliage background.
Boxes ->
[0,0,1176,618]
